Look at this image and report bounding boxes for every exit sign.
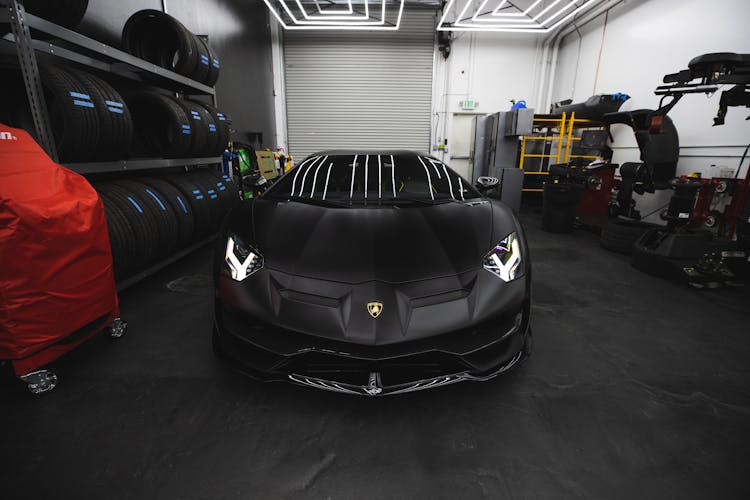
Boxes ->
[461,99,478,110]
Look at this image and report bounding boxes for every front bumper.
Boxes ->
[214,298,531,396]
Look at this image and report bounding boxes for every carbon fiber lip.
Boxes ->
[287,349,524,396]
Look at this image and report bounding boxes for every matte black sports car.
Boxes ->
[213,151,532,395]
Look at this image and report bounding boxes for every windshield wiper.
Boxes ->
[266,195,349,208]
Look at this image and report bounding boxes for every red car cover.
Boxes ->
[0,124,119,376]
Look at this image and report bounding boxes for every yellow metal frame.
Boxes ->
[519,112,606,192]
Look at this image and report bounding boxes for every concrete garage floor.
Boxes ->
[2,211,750,499]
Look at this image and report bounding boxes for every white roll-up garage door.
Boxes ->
[283,8,437,160]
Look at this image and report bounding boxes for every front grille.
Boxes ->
[278,350,472,387]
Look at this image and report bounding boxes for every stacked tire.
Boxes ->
[122,10,221,87]
[0,65,132,162]
[93,170,238,281]
[21,0,89,31]
[125,91,230,158]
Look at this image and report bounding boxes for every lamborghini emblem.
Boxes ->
[367,301,383,318]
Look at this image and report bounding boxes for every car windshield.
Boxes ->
[263,153,481,205]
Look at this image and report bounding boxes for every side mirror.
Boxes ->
[475,176,499,193]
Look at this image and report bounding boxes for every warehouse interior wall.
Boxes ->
[431,32,543,177]
[550,0,750,221]
[77,0,276,149]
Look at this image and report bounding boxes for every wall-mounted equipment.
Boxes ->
[438,0,605,33]
[437,29,452,59]
[264,0,405,30]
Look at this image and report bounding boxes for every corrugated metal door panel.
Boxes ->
[283,9,436,159]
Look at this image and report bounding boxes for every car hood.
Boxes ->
[246,199,498,284]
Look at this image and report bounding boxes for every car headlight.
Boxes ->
[225,234,263,281]
[482,232,524,282]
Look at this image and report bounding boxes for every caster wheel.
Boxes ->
[20,369,58,395]
[109,317,127,339]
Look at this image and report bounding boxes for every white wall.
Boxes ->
[432,31,543,177]
[551,0,750,221]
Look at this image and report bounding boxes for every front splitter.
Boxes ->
[286,349,525,396]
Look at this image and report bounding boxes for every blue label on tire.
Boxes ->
[70,91,94,108]
[176,196,188,214]
[145,188,167,211]
[127,196,143,213]
[73,100,94,108]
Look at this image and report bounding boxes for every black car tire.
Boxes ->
[116,179,180,258]
[190,34,211,84]
[126,91,193,158]
[198,36,220,87]
[96,189,138,281]
[72,70,133,160]
[137,176,196,249]
[94,183,153,271]
[193,169,236,217]
[172,98,210,156]
[122,10,198,78]
[193,101,230,155]
[165,174,213,240]
[38,65,100,162]
[189,171,226,228]
[108,182,162,266]
[194,103,219,156]
[22,0,89,30]
[600,219,659,254]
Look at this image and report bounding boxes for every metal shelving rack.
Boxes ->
[0,0,219,171]
[63,157,222,175]
[1,0,225,289]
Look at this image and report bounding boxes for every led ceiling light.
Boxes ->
[438,0,604,32]
[314,0,353,15]
[264,0,405,30]
[303,1,369,20]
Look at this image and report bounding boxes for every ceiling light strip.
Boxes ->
[438,0,604,32]
[265,0,405,30]
[472,0,565,24]
[314,0,353,15]
[302,0,370,20]
[282,0,383,25]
